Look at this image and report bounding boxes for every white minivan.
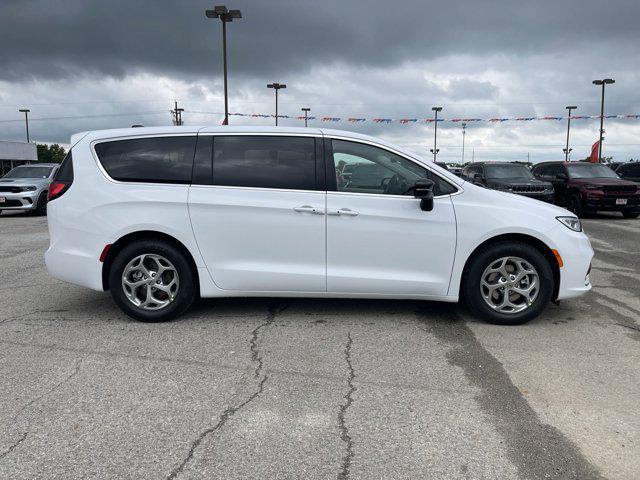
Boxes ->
[45,126,593,325]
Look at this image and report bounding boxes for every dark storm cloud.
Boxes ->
[2,0,639,82]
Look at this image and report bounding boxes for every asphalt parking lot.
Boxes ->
[0,211,638,480]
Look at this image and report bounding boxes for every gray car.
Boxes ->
[0,163,59,215]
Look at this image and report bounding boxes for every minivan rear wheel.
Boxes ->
[108,240,196,322]
[462,242,554,325]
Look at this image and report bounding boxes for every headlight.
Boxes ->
[556,216,582,232]
[21,186,37,191]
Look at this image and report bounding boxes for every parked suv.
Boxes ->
[532,161,640,218]
[462,162,554,203]
[614,162,640,183]
[0,163,59,215]
[46,127,593,325]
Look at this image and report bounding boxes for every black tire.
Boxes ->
[566,193,585,218]
[34,192,48,216]
[108,239,196,322]
[462,241,554,325]
[622,210,640,219]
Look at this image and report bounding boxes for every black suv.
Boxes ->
[462,162,554,203]
[614,162,640,183]
[532,161,640,218]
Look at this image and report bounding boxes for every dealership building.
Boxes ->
[0,141,38,176]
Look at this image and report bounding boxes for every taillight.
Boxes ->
[48,181,70,201]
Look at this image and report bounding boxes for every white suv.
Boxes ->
[45,126,593,325]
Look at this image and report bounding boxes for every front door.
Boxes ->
[326,139,457,296]
[189,134,326,292]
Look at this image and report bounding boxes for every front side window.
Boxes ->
[332,140,456,196]
[212,136,316,190]
[95,136,196,184]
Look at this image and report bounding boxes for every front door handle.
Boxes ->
[293,205,322,214]
[327,208,359,216]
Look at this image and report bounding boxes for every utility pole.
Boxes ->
[461,122,467,164]
[18,109,30,143]
[267,83,286,126]
[205,5,242,126]
[563,105,577,161]
[430,106,442,162]
[592,78,615,163]
[171,101,184,126]
[302,107,311,127]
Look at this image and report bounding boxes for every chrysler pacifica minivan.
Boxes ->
[45,127,593,325]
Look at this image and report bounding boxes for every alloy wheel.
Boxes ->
[480,256,539,314]
[121,254,179,310]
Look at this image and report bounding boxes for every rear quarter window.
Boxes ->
[54,151,74,182]
[94,136,197,184]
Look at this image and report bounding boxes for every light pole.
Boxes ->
[563,105,577,161]
[267,83,286,126]
[592,78,615,162]
[205,5,242,126]
[461,122,467,164]
[301,107,311,127]
[430,107,442,162]
[19,109,30,143]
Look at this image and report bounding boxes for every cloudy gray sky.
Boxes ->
[1,0,639,163]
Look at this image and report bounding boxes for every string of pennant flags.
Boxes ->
[227,112,640,124]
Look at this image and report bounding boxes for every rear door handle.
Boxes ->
[293,205,323,214]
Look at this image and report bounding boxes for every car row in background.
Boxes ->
[0,163,59,215]
[455,160,640,219]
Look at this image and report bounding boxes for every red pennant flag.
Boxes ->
[589,140,600,163]
[221,116,228,126]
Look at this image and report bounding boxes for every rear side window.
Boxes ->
[95,136,196,184]
[212,136,316,190]
[54,151,74,182]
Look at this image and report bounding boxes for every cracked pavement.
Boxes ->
[0,211,638,479]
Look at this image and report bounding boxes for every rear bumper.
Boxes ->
[45,243,105,291]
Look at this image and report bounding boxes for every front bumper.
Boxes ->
[516,192,555,203]
[584,195,640,212]
[551,224,594,300]
[0,190,41,210]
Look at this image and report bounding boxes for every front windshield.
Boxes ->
[3,166,54,179]
[485,164,534,179]
[567,163,619,179]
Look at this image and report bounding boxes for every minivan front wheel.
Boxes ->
[462,242,554,325]
[109,240,196,322]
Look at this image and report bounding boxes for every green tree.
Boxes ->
[37,144,67,163]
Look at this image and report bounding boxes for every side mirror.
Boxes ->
[413,178,435,211]
[555,173,567,180]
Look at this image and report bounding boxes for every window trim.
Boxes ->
[91,133,198,187]
[324,135,461,199]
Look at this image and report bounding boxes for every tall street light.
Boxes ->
[205,5,242,126]
[430,107,442,162]
[301,107,311,127]
[461,122,467,164]
[267,83,286,126]
[563,105,577,161]
[592,78,615,162]
[19,109,30,143]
